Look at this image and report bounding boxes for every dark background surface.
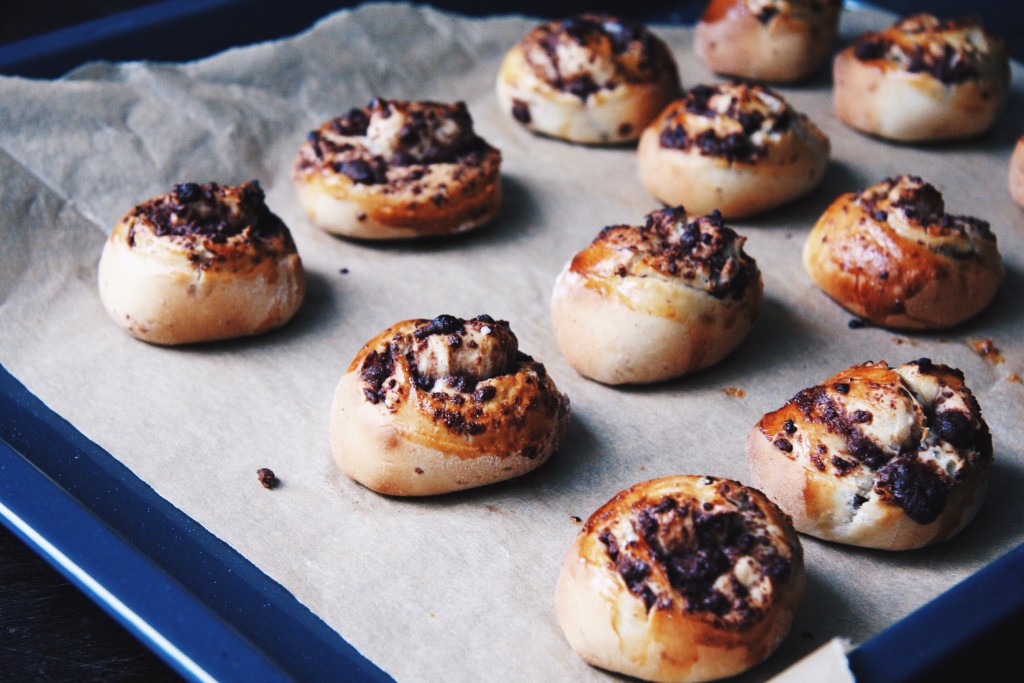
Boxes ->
[1,1,1022,681]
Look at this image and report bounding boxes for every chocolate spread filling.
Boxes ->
[601,493,791,622]
[658,85,794,162]
[133,181,285,243]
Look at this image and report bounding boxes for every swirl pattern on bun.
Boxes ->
[803,175,1003,330]
[293,99,502,239]
[833,14,1010,142]
[695,0,842,82]
[551,206,762,385]
[555,475,804,683]
[98,181,305,345]
[638,82,830,218]
[330,315,570,496]
[747,359,993,550]
[496,14,682,144]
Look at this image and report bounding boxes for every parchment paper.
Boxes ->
[1,4,1022,681]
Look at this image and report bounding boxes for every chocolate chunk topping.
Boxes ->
[334,159,388,185]
[511,99,531,124]
[932,411,973,449]
[875,457,950,524]
[854,38,889,61]
[473,385,497,403]
[773,438,794,453]
[256,468,277,489]
[414,314,465,339]
[141,180,284,242]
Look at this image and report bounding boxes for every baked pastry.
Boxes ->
[555,475,804,682]
[833,14,1010,142]
[746,359,993,550]
[495,14,682,144]
[98,181,305,345]
[293,99,501,239]
[695,0,842,83]
[637,82,830,218]
[1010,135,1024,208]
[803,175,1003,330]
[551,206,762,385]
[329,315,570,496]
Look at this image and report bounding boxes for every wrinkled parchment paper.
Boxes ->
[1,4,1022,681]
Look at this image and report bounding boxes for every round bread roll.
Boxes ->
[330,315,570,496]
[637,82,830,218]
[495,14,682,144]
[803,174,1003,330]
[1010,135,1024,209]
[746,359,993,550]
[98,181,305,345]
[555,475,804,683]
[551,206,762,385]
[695,0,842,83]
[833,14,1009,142]
[292,99,501,239]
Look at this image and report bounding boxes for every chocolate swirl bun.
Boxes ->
[834,14,1010,142]
[804,175,1003,330]
[695,0,842,83]
[555,475,804,683]
[1010,135,1024,209]
[551,206,762,385]
[293,99,502,239]
[638,83,830,218]
[329,315,570,496]
[98,181,305,345]
[746,359,992,550]
[496,14,682,144]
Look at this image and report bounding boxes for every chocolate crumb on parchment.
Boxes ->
[257,468,278,489]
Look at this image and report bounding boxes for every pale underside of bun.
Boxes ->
[695,5,839,83]
[98,228,305,345]
[496,44,679,145]
[833,50,1006,142]
[636,125,828,219]
[745,427,989,550]
[550,268,759,385]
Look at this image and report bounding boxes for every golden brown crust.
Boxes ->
[292,99,501,239]
[1010,135,1024,209]
[495,14,682,144]
[551,207,762,384]
[97,181,305,345]
[555,475,804,683]
[695,0,842,82]
[329,315,570,496]
[637,83,829,218]
[833,14,1009,142]
[746,360,993,550]
[803,175,1003,329]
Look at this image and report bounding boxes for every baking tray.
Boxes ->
[1,1,1022,681]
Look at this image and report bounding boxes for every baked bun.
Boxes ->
[746,359,992,550]
[329,315,570,496]
[695,0,842,83]
[1010,135,1024,209]
[555,475,804,683]
[833,14,1010,142]
[551,206,762,385]
[803,174,1003,330]
[638,82,830,218]
[496,14,682,144]
[98,181,305,345]
[293,99,501,239]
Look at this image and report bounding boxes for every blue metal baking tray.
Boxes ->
[1,1,1023,681]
